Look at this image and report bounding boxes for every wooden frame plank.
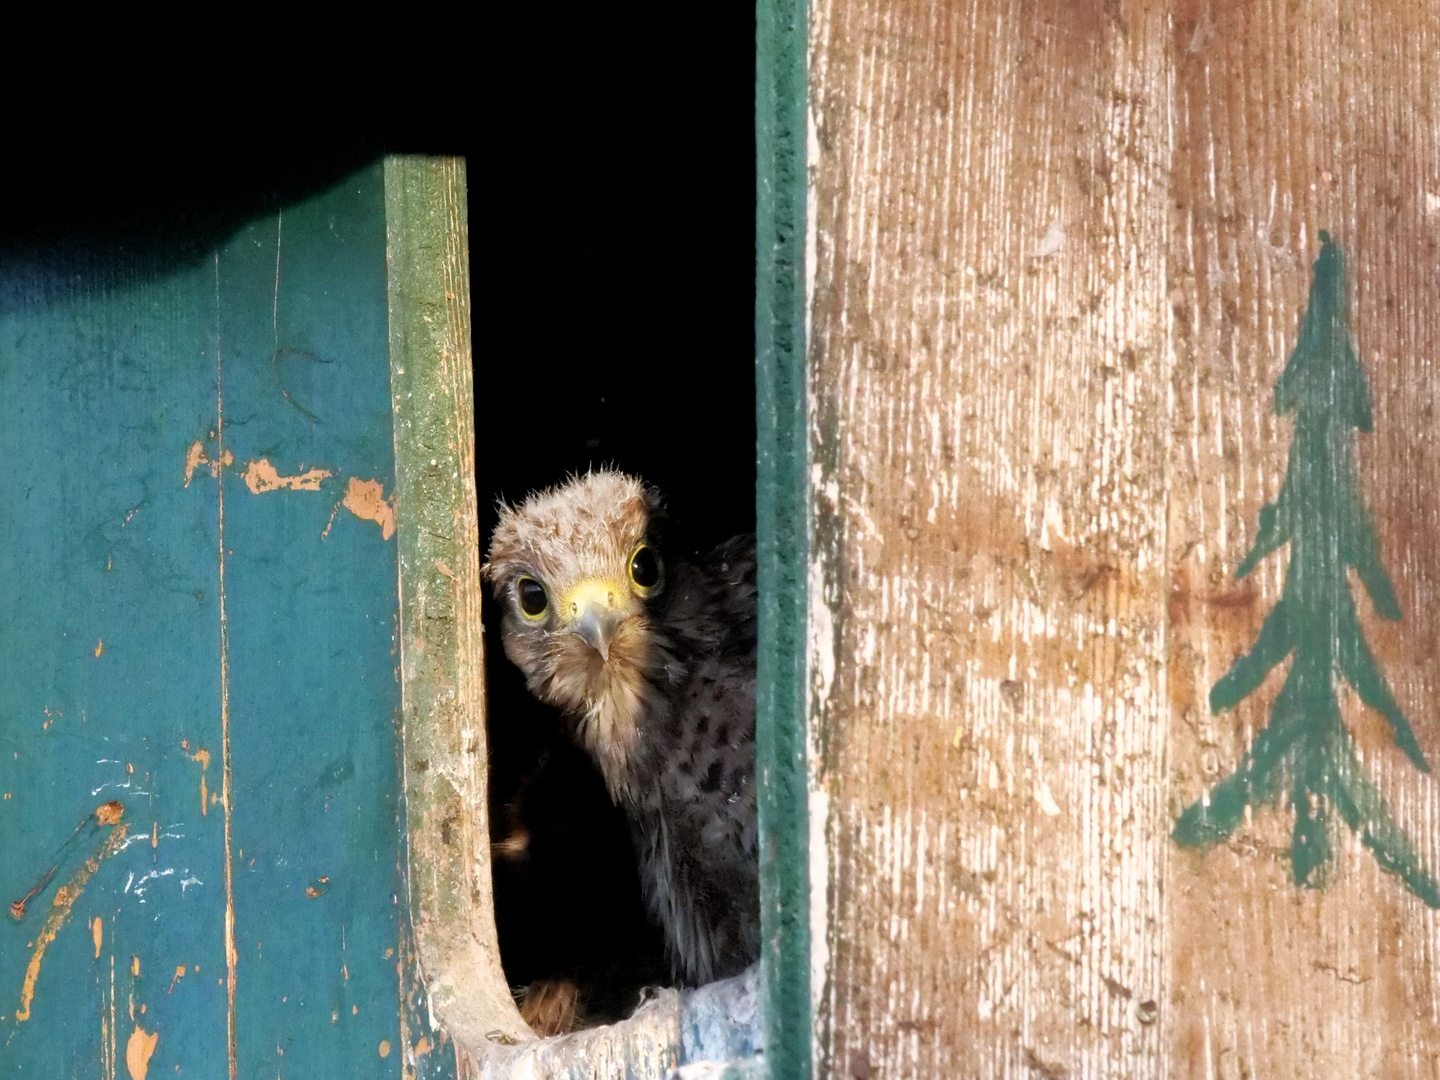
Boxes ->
[386,155,534,1053]
[758,0,815,1076]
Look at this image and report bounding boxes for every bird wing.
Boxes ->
[630,535,759,984]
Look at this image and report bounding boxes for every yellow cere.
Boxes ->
[558,579,630,622]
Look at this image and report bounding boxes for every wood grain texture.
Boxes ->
[1166,2,1440,1077]
[387,156,534,1053]
[807,0,1440,1076]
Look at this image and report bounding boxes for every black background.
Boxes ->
[5,10,757,1019]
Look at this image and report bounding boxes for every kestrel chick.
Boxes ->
[486,470,758,986]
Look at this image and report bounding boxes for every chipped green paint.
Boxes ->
[0,160,458,1077]
[757,0,811,1075]
[1174,231,1440,907]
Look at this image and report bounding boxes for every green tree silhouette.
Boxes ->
[1173,232,1439,907]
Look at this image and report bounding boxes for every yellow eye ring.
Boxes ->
[628,544,662,595]
[516,576,548,620]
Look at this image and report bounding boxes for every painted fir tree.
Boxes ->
[1173,231,1439,907]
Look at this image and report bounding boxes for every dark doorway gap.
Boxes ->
[477,8,759,1027]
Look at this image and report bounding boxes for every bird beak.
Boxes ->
[563,580,627,661]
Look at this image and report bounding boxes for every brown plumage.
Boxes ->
[485,470,758,986]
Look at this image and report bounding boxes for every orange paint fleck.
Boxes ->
[125,1024,159,1080]
[151,823,158,849]
[94,640,104,658]
[240,458,332,495]
[183,441,232,487]
[92,917,103,959]
[97,802,124,826]
[352,1005,358,1015]
[378,1039,391,1059]
[132,956,140,977]
[182,442,206,487]
[414,1034,433,1056]
[187,749,210,817]
[167,966,185,994]
[324,477,396,541]
[384,947,394,958]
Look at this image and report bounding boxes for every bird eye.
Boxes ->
[516,576,548,619]
[628,544,661,592]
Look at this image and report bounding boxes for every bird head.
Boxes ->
[485,471,667,791]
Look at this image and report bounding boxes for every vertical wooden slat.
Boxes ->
[808,0,1440,1076]
[809,3,1174,1076]
[1166,2,1440,1076]
[387,156,534,1051]
[758,0,815,1076]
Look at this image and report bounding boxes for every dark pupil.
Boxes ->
[630,546,660,588]
[517,578,548,617]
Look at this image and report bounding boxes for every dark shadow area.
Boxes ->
[0,128,390,314]
[476,5,758,1029]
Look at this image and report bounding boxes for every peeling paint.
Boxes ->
[187,747,211,817]
[104,952,116,1080]
[325,477,396,540]
[125,1024,158,1080]
[240,458,332,494]
[92,916,103,959]
[16,812,129,1021]
[182,441,233,487]
[206,322,241,1080]
[182,441,205,486]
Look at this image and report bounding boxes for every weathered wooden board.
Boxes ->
[0,163,456,1077]
[806,0,1440,1076]
[1166,3,1440,1077]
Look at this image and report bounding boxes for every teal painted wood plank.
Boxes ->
[756,0,812,1076]
[0,164,457,1078]
[0,240,230,1078]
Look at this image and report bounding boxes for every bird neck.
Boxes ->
[571,657,657,804]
